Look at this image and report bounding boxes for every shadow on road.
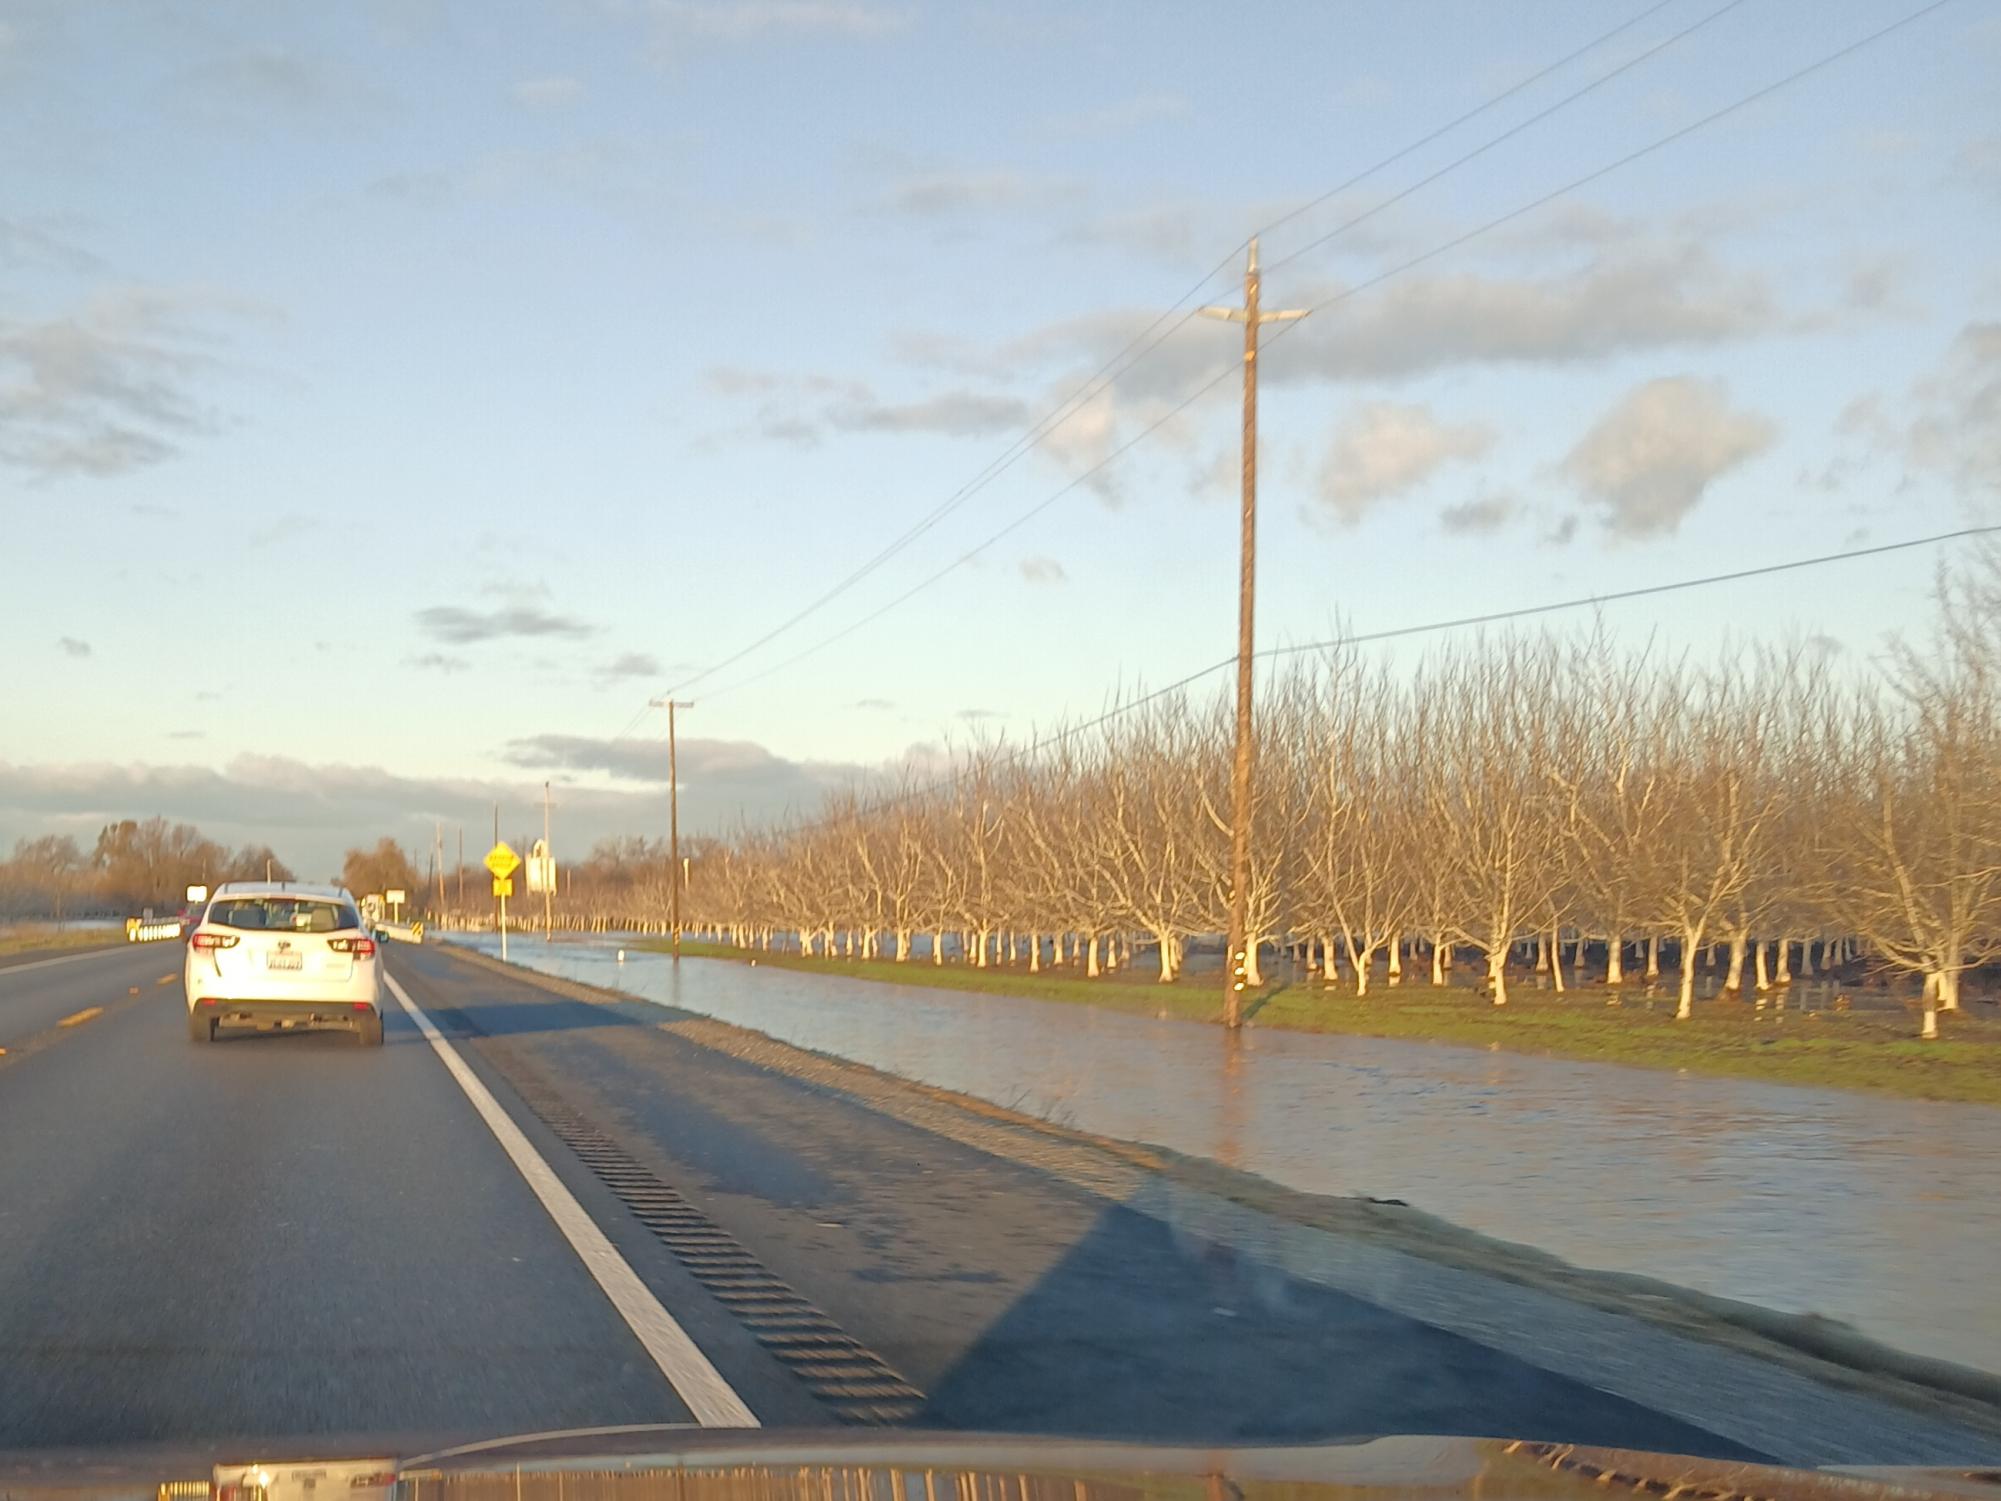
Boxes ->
[911,1199,1767,1458]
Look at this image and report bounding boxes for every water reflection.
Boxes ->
[447,935,2000,1375]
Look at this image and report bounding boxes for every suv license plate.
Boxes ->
[266,952,304,971]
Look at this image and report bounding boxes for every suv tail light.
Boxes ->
[329,936,377,958]
[191,932,239,952]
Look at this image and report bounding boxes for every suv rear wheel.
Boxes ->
[357,1009,384,1047]
[187,1008,213,1044]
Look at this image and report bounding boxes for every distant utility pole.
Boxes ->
[434,821,446,916]
[542,780,554,943]
[457,825,464,915]
[1201,236,1306,1029]
[649,698,694,959]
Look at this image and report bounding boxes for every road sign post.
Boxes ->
[484,842,521,961]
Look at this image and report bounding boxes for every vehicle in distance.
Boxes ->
[184,883,383,1046]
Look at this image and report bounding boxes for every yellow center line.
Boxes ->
[58,1006,103,1028]
[157,973,177,986]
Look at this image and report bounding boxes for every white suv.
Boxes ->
[185,882,384,1046]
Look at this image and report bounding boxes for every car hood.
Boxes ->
[5,1431,1998,1501]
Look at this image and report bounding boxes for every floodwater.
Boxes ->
[446,933,2001,1375]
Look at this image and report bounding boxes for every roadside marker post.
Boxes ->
[484,842,521,961]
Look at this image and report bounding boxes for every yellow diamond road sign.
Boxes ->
[484,841,521,881]
[491,876,514,898]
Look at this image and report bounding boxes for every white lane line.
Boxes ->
[0,946,136,979]
[382,972,758,1429]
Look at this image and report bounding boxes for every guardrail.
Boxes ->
[126,918,183,943]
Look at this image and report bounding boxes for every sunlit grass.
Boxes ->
[640,938,2001,1105]
[0,926,124,958]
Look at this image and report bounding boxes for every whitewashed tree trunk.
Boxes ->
[931,929,944,966]
[1387,937,1403,984]
[1677,926,1701,1020]
[1148,929,1173,982]
[1321,935,1338,983]
[1534,933,1549,973]
[1725,934,1747,994]
[1431,940,1447,986]
[1802,938,1816,976]
[1775,936,1792,985]
[1086,932,1101,978]
[1550,929,1566,993]
[1606,934,1625,985]
[1487,946,1508,1007]
[1645,932,1661,979]
[895,929,911,962]
[1755,939,1772,993]
[1939,966,1962,1013]
[1027,935,1041,973]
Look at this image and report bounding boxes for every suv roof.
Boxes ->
[209,881,352,901]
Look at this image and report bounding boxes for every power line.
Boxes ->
[656,0,1955,712]
[627,0,1707,721]
[742,525,2001,843]
[1260,0,1752,275]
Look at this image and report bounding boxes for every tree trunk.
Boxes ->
[1921,973,1941,1040]
[1244,939,1264,986]
[1646,932,1660,979]
[1027,934,1041,973]
[1104,934,1119,973]
[1725,934,1747,994]
[895,929,911,962]
[1150,929,1174,982]
[1802,938,1816,976]
[1534,933,1549,972]
[1939,966,1962,1013]
[1775,936,1792,985]
[1355,942,1373,998]
[975,927,990,969]
[1755,939,1772,993]
[1606,933,1624,985]
[1321,935,1338,984]
[1486,946,1508,1007]
[931,929,944,966]
[1086,932,1101,978]
[1387,937,1403,984]
[1677,927,1700,1020]
[1431,940,1447,986]
[1549,928,1566,993]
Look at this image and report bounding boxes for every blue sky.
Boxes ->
[2,0,1997,875]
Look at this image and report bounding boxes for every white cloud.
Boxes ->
[414,604,596,644]
[1316,403,1494,523]
[0,285,266,480]
[511,74,585,110]
[995,240,1779,397]
[56,636,91,658]
[645,1,909,44]
[1038,92,1187,139]
[871,169,1046,218]
[1908,322,2001,498]
[1438,495,1514,535]
[1561,377,1775,538]
[1018,555,1066,584]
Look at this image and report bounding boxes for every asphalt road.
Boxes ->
[0,938,1972,1466]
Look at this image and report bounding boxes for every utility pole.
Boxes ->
[649,698,693,959]
[1201,236,1306,1028]
[542,780,554,943]
[434,821,446,916]
[456,825,464,916]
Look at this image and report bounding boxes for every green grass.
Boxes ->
[0,925,125,958]
[640,938,2001,1105]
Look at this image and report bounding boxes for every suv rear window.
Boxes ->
[206,898,359,934]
